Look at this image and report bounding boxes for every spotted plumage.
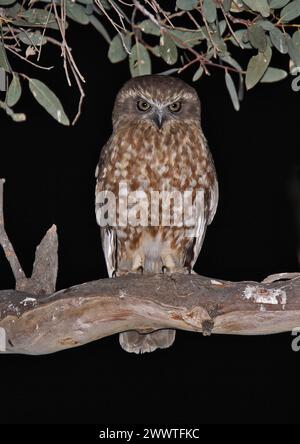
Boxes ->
[96,75,218,353]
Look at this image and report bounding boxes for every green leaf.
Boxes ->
[129,43,151,77]
[293,30,300,47]
[260,67,288,82]
[246,46,272,90]
[256,20,275,31]
[18,31,47,46]
[225,71,240,111]
[176,0,198,11]
[89,15,111,44]
[269,27,288,54]
[229,29,252,49]
[220,53,242,71]
[193,66,204,81]
[140,19,160,36]
[168,29,205,48]
[248,24,267,51]
[66,2,89,25]
[0,42,10,72]
[28,79,70,126]
[160,34,178,65]
[203,0,217,23]
[0,0,16,5]
[219,20,227,36]
[108,34,131,63]
[280,0,300,22]
[242,0,270,17]
[22,8,59,30]
[287,37,300,67]
[7,75,22,108]
[269,0,290,7]
[223,0,232,12]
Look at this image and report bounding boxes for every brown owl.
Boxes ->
[95,75,218,354]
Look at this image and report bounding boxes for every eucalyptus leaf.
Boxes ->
[280,0,300,22]
[242,0,270,17]
[255,20,275,31]
[66,2,89,25]
[0,0,16,5]
[7,75,22,108]
[293,30,300,47]
[28,79,70,126]
[223,0,232,12]
[248,25,267,52]
[269,27,288,54]
[245,46,272,90]
[221,53,242,71]
[260,67,288,82]
[18,31,47,46]
[168,29,205,48]
[140,20,160,36]
[22,8,59,30]
[176,0,198,11]
[229,29,252,49]
[269,0,290,7]
[108,34,131,63]
[203,0,217,23]
[193,66,204,81]
[160,34,178,65]
[129,43,151,77]
[225,71,240,111]
[287,37,300,67]
[0,42,10,72]
[219,20,227,36]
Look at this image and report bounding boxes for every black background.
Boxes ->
[1,21,300,425]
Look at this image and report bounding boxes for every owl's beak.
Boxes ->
[153,110,165,129]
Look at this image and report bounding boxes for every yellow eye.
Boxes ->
[168,101,182,113]
[137,100,151,112]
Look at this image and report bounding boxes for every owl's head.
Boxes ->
[112,75,201,130]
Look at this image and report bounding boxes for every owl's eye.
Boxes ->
[168,101,182,113]
[137,100,151,112]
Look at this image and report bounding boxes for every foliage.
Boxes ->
[0,0,300,124]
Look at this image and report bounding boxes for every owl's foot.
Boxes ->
[162,266,191,275]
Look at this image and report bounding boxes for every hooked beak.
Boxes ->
[153,110,165,129]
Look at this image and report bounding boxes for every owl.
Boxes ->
[95,75,218,354]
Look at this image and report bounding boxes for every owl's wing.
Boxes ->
[188,172,219,271]
[95,137,116,278]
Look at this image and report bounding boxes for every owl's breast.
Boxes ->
[102,120,215,194]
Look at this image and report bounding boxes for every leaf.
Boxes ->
[269,27,288,54]
[140,19,160,36]
[89,15,111,44]
[220,53,242,71]
[176,0,198,11]
[260,67,288,82]
[66,2,89,25]
[293,30,300,47]
[219,20,227,36]
[287,37,300,67]
[129,43,151,77]
[280,0,300,22]
[248,24,267,52]
[269,0,290,7]
[193,66,204,81]
[28,79,70,126]
[223,0,232,12]
[245,46,272,90]
[0,42,10,72]
[160,34,178,65]
[168,29,205,48]
[225,71,240,111]
[256,20,275,31]
[18,31,47,46]
[7,75,22,108]
[22,8,59,30]
[0,0,16,4]
[229,29,252,49]
[108,34,131,63]
[242,0,270,17]
[203,0,217,23]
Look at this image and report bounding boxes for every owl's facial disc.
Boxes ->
[136,98,182,129]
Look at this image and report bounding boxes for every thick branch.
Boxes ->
[0,273,300,355]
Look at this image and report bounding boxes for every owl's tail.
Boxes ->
[119,329,176,354]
